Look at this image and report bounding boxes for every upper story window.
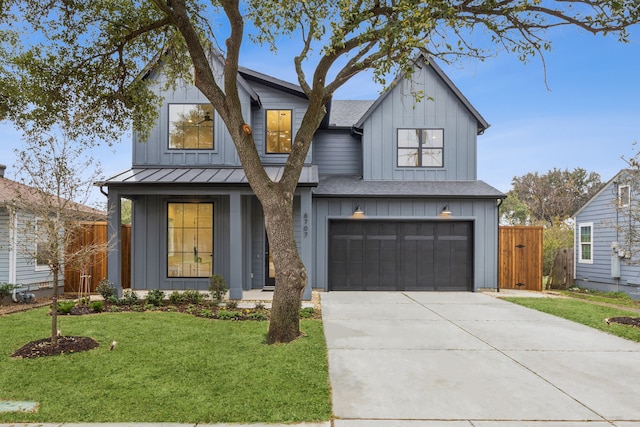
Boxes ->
[168,104,214,150]
[578,222,593,264]
[619,184,630,208]
[266,110,292,154]
[397,128,444,167]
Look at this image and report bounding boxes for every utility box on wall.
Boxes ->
[611,253,621,278]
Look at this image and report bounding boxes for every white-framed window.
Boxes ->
[34,218,51,271]
[578,222,593,264]
[397,128,444,167]
[619,184,630,208]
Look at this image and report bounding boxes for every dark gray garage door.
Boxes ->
[329,220,473,291]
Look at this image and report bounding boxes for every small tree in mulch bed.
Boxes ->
[9,134,105,358]
[11,336,100,359]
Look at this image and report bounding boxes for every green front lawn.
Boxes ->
[0,308,331,423]
[504,297,640,342]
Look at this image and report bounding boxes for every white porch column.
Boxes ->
[300,190,313,301]
[228,193,243,300]
[107,189,123,297]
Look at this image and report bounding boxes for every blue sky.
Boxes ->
[1,22,639,203]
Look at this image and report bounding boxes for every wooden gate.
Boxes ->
[65,222,131,293]
[499,226,543,291]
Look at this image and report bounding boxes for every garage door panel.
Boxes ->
[329,220,472,291]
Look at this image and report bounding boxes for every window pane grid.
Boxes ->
[167,203,213,278]
[397,128,443,167]
[169,104,214,150]
[266,110,292,153]
[579,224,593,263]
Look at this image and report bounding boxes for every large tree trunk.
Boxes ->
[262,191,307,344]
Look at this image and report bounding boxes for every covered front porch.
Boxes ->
[98,166,317,300]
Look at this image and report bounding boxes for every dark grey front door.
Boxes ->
[328,220,473,291]
[264,234,275,289]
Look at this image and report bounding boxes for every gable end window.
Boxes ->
[266,110,292,154]
[169,104,214,150]
[578,222,593,264]
[619,184,630,208]
[397,128,444,167]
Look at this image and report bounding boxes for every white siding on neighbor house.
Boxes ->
[312,197,498,291]
[0,209,59,290]
[361,65,478,182]
[575,178,640,291]
[313,130,362,176]
[0,208,10,283]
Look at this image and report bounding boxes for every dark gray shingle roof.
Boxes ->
[314,175,504,198]
[329,100,375,127]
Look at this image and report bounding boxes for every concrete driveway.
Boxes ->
[321,291,640,427]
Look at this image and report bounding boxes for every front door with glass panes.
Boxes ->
[167,202,213,278]
[264,234,276,289]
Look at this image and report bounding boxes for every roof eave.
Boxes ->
[355,56,490,134]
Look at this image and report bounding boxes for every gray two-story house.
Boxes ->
[99,55,504,299]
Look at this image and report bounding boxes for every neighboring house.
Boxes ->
[98,54,504,299]
[574,169,640,299]
[0,164,104,302]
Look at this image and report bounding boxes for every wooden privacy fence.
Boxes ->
[547,247,575,289]
[64,222,131,293]
[499,226,543,291]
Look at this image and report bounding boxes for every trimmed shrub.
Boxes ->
[145,289,165,306]
[96,279,116,300]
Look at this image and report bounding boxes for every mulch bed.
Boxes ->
[606,316,640,327]
[11,336,100,359]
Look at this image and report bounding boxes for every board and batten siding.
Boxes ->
[131,194,231,291]
[247,81,311,165]
[312,197,498,291]
[313,129,362,176]
[575,179,640,290]
[133,69,253,167]
[249,195,305,289]
[361,65,478,181]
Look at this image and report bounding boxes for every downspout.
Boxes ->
[496,198,503,293]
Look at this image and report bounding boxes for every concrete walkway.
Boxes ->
[322,291,640,427]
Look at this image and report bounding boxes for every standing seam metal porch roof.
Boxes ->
[97,166,319,187]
